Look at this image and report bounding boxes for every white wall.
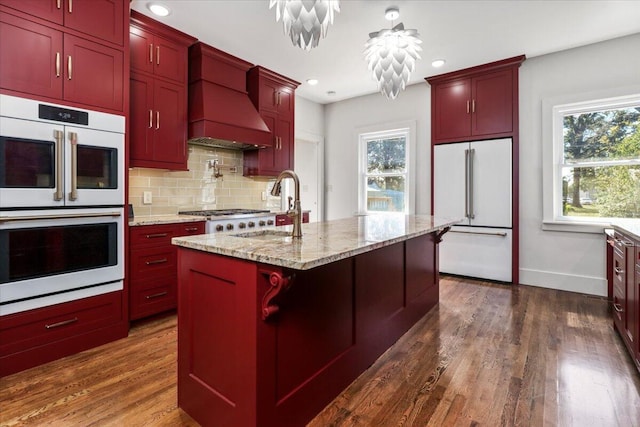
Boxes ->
[295,95,325,138]
[324,84,431,220]
[322,33,640,296]
[518,33,640,296]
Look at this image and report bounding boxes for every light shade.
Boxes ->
[364,23,422,100]
[270,0,340,51]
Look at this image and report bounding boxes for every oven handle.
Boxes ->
[68,131,78,201]
[0,211,121,223]
[54,130,64,201]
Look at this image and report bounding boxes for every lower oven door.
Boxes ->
[0,208,124,315]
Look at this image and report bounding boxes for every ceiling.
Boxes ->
[130,1,640,105]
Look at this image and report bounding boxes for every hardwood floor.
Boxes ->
[1,277,639,426]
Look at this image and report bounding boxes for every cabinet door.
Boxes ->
[472,69,513,136]
[432,79,471,143]
[129,72,154,164]
[129,25,154,75]
[63,0,124,45]
[257,111,278,174]
[258,77,280,112]
[433,142,468,223]
[276,85,294,115]
[625,242,637,349]
[152,79,186,168]
[469,138,512,228]
[0,0,63,24]
[63,33,123,111]
[153,34,187,83]
[0,11,63,99]
[274,115,293,172]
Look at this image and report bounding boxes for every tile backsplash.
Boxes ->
[129,145,281,216]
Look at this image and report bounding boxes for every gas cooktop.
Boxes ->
[179,209,271,217]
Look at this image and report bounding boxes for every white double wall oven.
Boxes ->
[0,95,125,315]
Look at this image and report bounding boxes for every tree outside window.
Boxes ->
[560,103,640,220]
[359,130,410,214]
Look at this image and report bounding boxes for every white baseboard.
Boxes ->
[519,268,607,297]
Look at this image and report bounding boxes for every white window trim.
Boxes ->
[356,121,416,215]
[542,86,640,233]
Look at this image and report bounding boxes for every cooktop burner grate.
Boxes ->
[179,209,271,217]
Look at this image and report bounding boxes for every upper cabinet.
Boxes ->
[244,66,299,177]
[128,10,195,171]
[426,55,525,144]
[0,0,127,113]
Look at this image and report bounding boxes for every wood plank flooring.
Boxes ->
[1,277,639,426]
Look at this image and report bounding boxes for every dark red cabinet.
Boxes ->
[129,221,205,320]
[427,56,524,145]
[275,212,309,226]
[0,1,126,113]
[611,229,640,374]
[244,66,299,177]
[129,11,195,171]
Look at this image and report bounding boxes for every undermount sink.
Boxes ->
[233,230,292,240]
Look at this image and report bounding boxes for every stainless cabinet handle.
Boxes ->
[149,43,153,63]
[614,267,624,274]
[146,258,168,265]
[613,303,623,313]
[67,55,72,80]
[1,211,121,222]
[68,131,78,201]
[468,148,475,219]
[56,0,61,9]
[55,52,61,77]
[145,233,168,238]
[450,230,507,237]
[156,46,160,65]
[156,111,160,129]
[53,130,64,201]
[472,99,476,113]
[466,100,470,114]
[68,0,72,13]
[146,291,168,299]
[45,317,78,329]
[185,227,199,232]
[149,110,153,128]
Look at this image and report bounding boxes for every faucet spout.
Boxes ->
[271,170,302,238]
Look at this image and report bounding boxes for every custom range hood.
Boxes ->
[188,42,271,150]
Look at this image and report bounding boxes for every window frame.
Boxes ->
[542,89,640,233]
[357,121,416,215]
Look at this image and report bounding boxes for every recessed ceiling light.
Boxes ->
[431,59,446,68]
[384,7,400,21]
[306,79,319,86]
[148,3,170,17]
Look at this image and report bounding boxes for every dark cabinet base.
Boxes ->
[177,232,440,427]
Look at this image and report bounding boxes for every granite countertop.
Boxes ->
[172,214,462,270]
[611,220,640,241]
[129,214,206,227]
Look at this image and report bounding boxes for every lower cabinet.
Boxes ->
[0,291,127,377]
[128,221,205,320]
[610,228,640,373]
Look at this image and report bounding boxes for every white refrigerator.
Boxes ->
[434,138,512,282]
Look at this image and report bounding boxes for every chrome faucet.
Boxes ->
[270,169,302,238]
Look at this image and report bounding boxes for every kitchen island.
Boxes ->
[172,214,458,427]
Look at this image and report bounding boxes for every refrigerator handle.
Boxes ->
[468,148,475,219]
[464,149,469,218]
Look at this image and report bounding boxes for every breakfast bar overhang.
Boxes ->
[172,214,458,427]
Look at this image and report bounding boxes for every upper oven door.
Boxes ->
[0,116,65,208]
[64,126,124,207]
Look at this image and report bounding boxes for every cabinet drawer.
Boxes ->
[613,251,626,289]
[130,247,176,281]
[129,277,176,320]
[612,285,625,326]
[178,222,205,236]
[0,291,122,356]
[130,224,178,247]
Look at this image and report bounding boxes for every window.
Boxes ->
[544,93,640,230]
[358,124,415,214]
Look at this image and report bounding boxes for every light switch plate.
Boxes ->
[143,191,152,204]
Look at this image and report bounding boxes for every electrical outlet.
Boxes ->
[143,191,152,204]
[261,191,267,201]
